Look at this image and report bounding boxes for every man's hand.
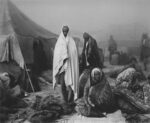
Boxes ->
[84,97,90,107]
[90,103,95,107]
[88,97,95,107]
[53,84,57,90]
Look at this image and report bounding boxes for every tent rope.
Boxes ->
[24,64,35,92]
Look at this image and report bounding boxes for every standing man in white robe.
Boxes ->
[53,26,79,104]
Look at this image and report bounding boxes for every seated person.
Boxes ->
[110,57,146,81]
[143,75,150,104]
[75,68,116,117]
[127,57,146,80]
[0,72,27,122]
[0,72,10,90]
[116,68,137,88]
[116,57,146,90]
[0,72,27,107]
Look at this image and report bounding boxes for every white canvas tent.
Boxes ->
[0,34,24,69]
[0,33,35,91]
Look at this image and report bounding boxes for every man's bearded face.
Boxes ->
[62,26,69,37]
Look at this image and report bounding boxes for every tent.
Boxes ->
[0,34,25,87]
[0,0,84,74]
[0,0,58,74]
[0,34,24,68]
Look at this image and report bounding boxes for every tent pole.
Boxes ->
[24,64,35,92]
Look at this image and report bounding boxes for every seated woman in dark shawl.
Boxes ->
[75,68,116,117]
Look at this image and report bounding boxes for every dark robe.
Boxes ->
[88,74,116,113]
[32,40,48,75]
[80,37,102,73]
[140,38,150,61]
[76,73,116,117]
[108,38,117,62]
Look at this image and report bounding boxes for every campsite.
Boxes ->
[1,0,150,123]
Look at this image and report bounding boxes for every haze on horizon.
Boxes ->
[12,0,150,41]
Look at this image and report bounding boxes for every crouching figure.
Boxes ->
[75,68,116,117]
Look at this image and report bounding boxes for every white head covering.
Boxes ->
[91,68,102,79]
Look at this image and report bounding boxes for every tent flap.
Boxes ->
[0,34,24,68]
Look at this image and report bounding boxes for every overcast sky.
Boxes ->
[12,0,150,41]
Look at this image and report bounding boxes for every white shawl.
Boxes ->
[53,31,79,98]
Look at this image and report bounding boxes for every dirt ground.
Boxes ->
[5,60,150,123]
